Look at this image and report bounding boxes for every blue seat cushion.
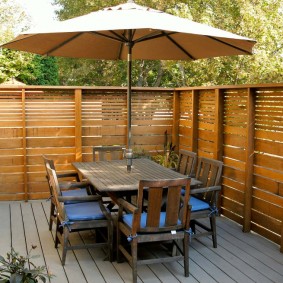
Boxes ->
[65,202,105,221]
[62,188,88,204]
[190,196,210,211]
[123,212,181,229]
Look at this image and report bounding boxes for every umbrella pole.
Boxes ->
[127,37,133,149]
[125,33,134,172]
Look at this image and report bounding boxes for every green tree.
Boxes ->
[0,0,59,85]
[53,0,283,87]
[19,55,59,85]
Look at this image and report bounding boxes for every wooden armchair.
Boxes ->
[42,155,91,231]
[176,149,197,178]
[117,178,191,283]
[190,157,223,248]
[46,163,113,265]
[93,145,134,209]
[93,145,125,161]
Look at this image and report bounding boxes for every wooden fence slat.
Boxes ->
[0,84,282,252]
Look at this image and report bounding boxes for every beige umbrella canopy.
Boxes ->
[2,0,256,147]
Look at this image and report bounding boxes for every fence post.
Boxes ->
[172,90,180,152]
[281,206,283,252]
[191,90,199,153]
[214,89,224,160]
[75,89,82,162]
[243,88,255,232]
[21,89,28,201]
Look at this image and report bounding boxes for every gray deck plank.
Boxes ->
[10,202,26,255]
[216,218,283,283]
[1,201,283,283]
[21,202,46,267]
[88,249,126,283]
[38,200,89,282]
[32,201,69,283]
[219,217,283,273]
[192,239,254,283]
[69,231,107,283]
[0,202,10,255]
[164,262,199,283]
[189,245,236,283]
[198,230,274,283]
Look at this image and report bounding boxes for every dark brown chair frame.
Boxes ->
[93,145,125,161]
[190,157,223,248]
[93,145,135,209]
[43,155,91,231]
[46,163,113,265]
[176,149,197,177]
[117,178,191,283]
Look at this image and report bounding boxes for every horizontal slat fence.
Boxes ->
[0,84,282,252]
[177,84,283,252]
[0,86,174,200]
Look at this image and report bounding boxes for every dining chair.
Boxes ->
[93,145,125,161]
[176,149,197,177]
[190,157,223,248]
[93,145,134,209]
[42,155,91,231]
[46,163,113,265]
[116,178,191,283]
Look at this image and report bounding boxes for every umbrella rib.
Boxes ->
[90,30,135,59]
[45,33,84,55]
[162,32,196,60]
[90,31,128,43]
[133,31,196,60]
[207,36,253,55]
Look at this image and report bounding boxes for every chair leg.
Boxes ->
[183,233,190,277]
[131,239,138,283]
[190,220,196,234]
[108,222,113,262]
[49,202,55,231]
[61,226,69,265]
[210,215,217,248]
[116,224,123,263]
[55,219,60,248]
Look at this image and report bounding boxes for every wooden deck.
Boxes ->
[0,200,283,283]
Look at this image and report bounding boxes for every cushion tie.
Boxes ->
[208,206,218,217]
[60,221,74,230]
[127,234,138,242]
[47,195,53,201]
[185,227,193,242]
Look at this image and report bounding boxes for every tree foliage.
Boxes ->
[2,0,283,86]
[0,0,59,85]
[52,0,283,87]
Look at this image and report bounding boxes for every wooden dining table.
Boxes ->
[72,158,200,198]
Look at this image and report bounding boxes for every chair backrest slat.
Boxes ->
[93,146,125,161]
[136,178,190,233]
[166,186,182,226]
[45,163,66,220]
[196,157,223,187]
[176,150,197,177]
[194,157,223,203]
[147,187,164,227]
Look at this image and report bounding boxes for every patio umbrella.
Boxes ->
[2,0,256,149]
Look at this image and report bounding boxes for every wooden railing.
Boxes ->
[0,83,282,251]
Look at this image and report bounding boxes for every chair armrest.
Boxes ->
[117,197,138,214]
[58,195,101,202]
[57,172,80,181]
[190,185,221,195]
[59,181,90,190]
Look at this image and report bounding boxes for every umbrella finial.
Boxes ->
[127,0,135,3]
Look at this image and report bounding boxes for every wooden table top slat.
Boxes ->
[73,159,188,192]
